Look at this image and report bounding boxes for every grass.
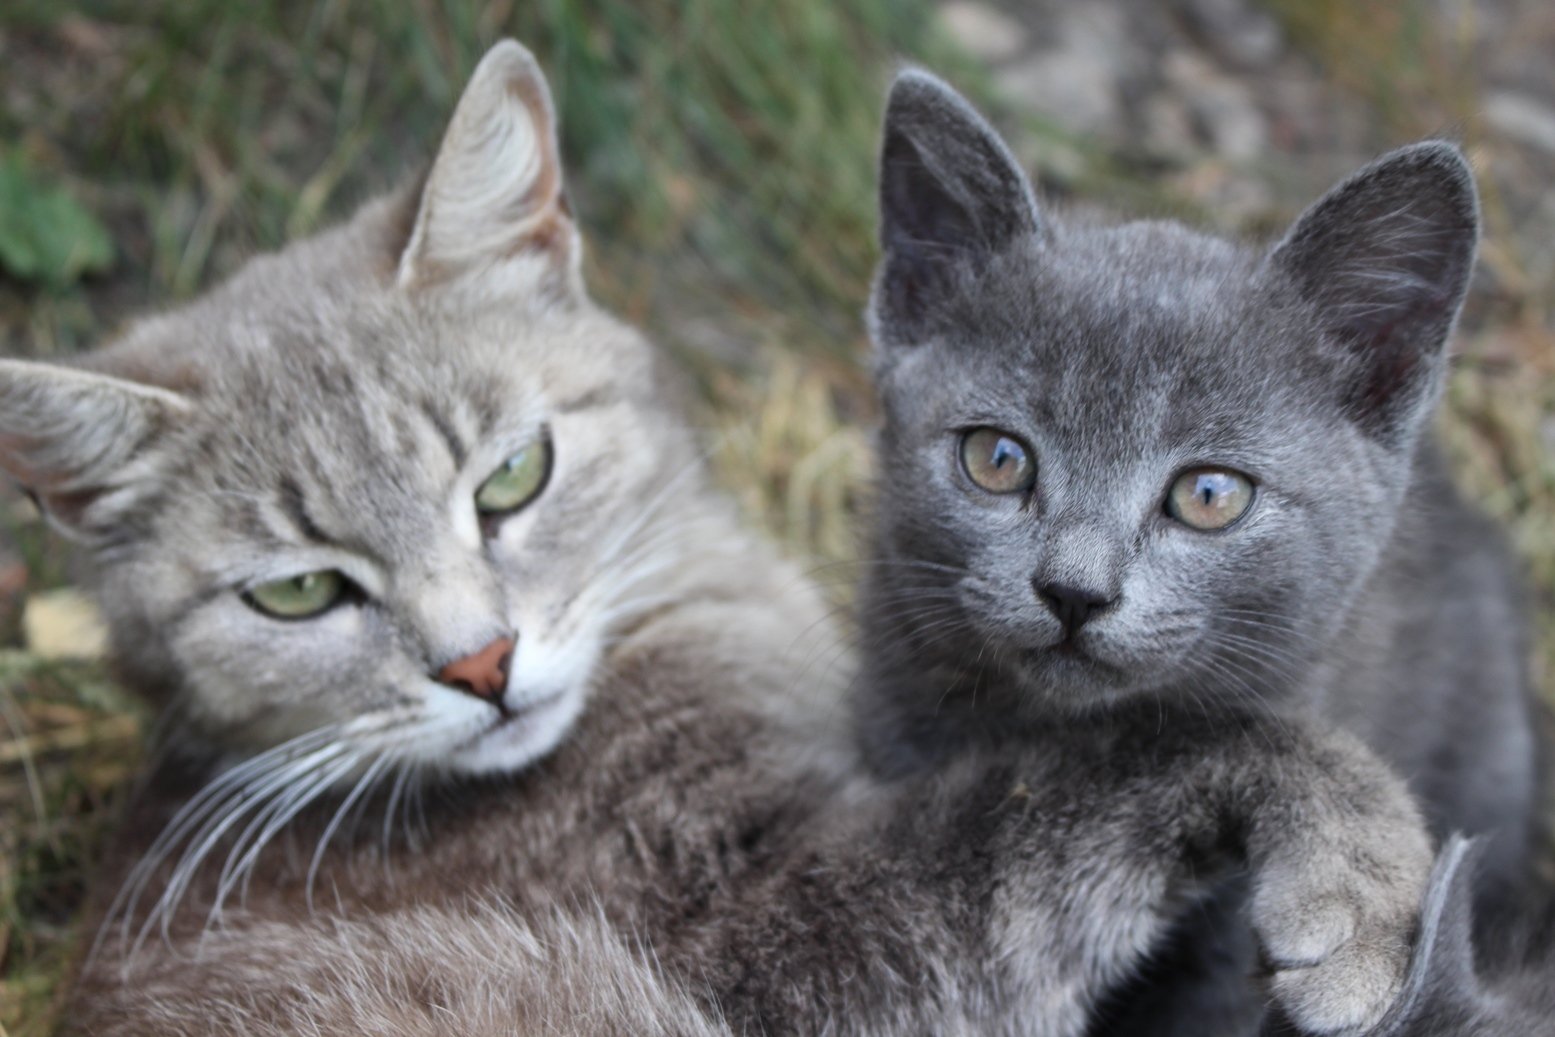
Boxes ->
[2,0,1555,1031]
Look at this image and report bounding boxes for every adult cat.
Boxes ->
[855,70,1542,1037]
[2,43,1431,1036]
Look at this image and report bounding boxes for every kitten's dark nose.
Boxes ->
[438,636,515,705]
[1036,583,1113,638]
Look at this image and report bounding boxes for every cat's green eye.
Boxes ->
[475,435,553,516]
[1166,468,1254,530]
[961,427,1036,494]
[246,570,345,619]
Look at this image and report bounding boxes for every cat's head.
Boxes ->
[862,71,1477,722]
[0,42,706,777]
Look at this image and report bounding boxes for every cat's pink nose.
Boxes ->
[438,637,514,705]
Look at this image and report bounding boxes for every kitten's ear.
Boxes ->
[1268,142,1478,443]
[397,40,581,304]
[0,360,190,539]
[871,70,1040,347]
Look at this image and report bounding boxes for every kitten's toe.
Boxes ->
[1254,893,1355,968]
[1251,864,1420,1033]
[1268,935,1410,1034]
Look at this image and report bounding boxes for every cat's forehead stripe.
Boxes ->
[556,386,622,414]
[420,398,468,469]
[278,475,332,546]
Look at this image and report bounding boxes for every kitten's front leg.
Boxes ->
[1240,726,1433,1034]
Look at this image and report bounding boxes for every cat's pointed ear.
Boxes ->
[396,40,581,304]
[1267,142,1478,444]
[871,70,1040,347]
[0,360,190,539]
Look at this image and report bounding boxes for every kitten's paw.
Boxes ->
[1251,855,1425,1034]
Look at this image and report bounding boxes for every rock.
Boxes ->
[996,2,1131,138]
[939,1,1029,65]
[23,588,108,661]
[1176,0,1282,68]
[1170,159,1273,228]
[1142,91,1200,161]
[1485,92,1555,157]
[1162,49,1268,162]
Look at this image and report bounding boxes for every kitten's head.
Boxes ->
[862,71,1477,724]
[0,42,706,777]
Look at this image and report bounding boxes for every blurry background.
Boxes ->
[0,0,1552,1029]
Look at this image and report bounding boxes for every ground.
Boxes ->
[1,0,1554,1031]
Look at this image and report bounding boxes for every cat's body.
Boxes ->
[75,665,1430,1037]
[1309,443,1536,908]
[2,45,1438,1036]
[855,72,1542,1037]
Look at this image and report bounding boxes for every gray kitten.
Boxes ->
[0,43,1433,1036]
[855,71,1541,1035]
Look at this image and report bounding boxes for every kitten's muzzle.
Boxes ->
[1035,581,1114,639]
[437,636,515,707]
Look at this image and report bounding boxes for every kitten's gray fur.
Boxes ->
[856,70,1541,1036]
[0,44,1436,1036]
[1345,837,1555,1037]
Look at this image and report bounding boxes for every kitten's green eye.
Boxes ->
[476,435,553,515]
[246,571,345,619]
[961,427,1036,494]
[1166,468,1254,530]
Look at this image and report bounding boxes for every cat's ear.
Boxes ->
[0,360,190,539]
[871,70,1040,347]
[396,40,581,304]
[1267,141,1478,443]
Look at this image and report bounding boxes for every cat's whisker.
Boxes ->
[305,751,391,913]
[1185,650,1293,749]
[217,749,370,925]
[1207,627,1311,670]
[103,726,345,960]
[172,744,359,941]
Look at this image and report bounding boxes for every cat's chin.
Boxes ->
[1008,646,1150,713]
[445,686,586,776]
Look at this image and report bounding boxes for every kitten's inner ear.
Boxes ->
[397,39,581,303]
[874,71,1039,344]
[0,360,190,537]
[1266,141,1478,441]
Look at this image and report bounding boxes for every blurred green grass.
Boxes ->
[2,0,1555,1032]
